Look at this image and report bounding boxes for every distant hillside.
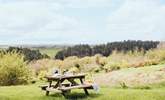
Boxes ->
[0,44,69,49]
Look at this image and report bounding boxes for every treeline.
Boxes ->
[55,40,160,60]
[0,47,49,61]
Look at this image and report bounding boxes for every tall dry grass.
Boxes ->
[30,47,165,79]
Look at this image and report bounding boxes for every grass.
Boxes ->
[111,64,165,74]
[1,83,165,100]
[38,48,61,58]
[94,64,165,87]
[1,64,165,100]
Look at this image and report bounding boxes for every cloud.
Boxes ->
[0,0,164,44]
[106,0,165,40]
[0,0,120,8]
[0,1,61,34]
[52,0,121,8]
[0,1,79,37]
[58,0,114,8]
[0,0,105,44]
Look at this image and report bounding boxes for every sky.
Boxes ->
[0,0,165,45]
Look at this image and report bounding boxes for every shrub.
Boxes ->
[104,49,164,69]
[82,64,100,73]
[133,85,151,90]
[0,52,31,86]
[29,59,61,77]
[146,48,165,62]
[99,56,107,67]
[93,67,100,73]
[69,67,80,74]
[62,56,79,70]
[104,62,121,72]
[37,70,48,80]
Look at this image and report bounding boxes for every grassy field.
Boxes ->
[38,48,61,58]
[94,64,165,87]
[1,83,165,100]
[1,64,165,100]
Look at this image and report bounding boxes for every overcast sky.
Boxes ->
[0,0,165,45]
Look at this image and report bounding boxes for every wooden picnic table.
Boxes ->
[40,73,93,96]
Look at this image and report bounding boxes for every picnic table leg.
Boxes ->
[61,90,67,97]
[80,78,89,95]
[84,88,89,95]
[46,81,52,96]
[46,91,49,96]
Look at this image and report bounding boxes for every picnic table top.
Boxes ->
[45,73,86,80]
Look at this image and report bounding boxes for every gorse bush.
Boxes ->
[146,48,165,62]
[0,52,31,86]
[103,48,165,72]
[104,62,121,72]
[29,59,62,78]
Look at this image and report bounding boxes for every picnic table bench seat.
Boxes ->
[46,87,61,93]
[59,84,93,91]
[40,83,71,90]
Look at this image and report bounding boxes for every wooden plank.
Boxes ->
[45,74,86,81]
[40,83,71,90]
[46,87,61,93]
[59,84,93,91]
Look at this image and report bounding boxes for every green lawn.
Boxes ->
[1,64,165,100]
[1,84,165,100]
